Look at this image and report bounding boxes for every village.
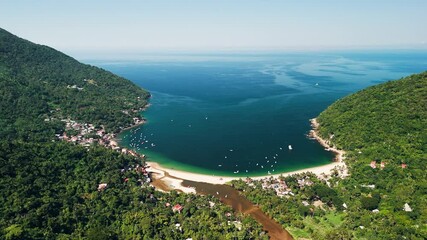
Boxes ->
[55,114,412,224]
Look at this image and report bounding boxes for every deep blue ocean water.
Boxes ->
[91,51,427,176]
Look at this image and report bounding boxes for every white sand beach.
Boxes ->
[147,117,348,188]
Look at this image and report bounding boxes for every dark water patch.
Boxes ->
[285,70,334,84]
[320,63,352,70]
[318,69,366,76]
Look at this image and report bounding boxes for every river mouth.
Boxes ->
[182,180,293,240]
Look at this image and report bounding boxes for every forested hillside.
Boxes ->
[230,72,426,239]
[316,72,426,238]
[0,27,150,140]
[0,28,264,239]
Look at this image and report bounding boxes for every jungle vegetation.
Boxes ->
[0,28,264,239]
[233,72,427,239]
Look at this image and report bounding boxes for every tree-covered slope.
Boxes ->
[0,141,264,239]
[317,72,426,161]
[0,28,265,239]
[0,27,150,140]
[316,72,427,238]
[228,72,426,239]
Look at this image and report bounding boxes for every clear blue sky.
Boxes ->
[1,0,426,54]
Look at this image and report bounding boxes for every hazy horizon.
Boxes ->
[1,0,427,57]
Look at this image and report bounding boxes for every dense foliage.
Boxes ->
[231,173,348,239]
[231,72,426,239]
[0,142,263,239]
[316,72,427,239]
[0,27,150,140]
[0,28,264,239]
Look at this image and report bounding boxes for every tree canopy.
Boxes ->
[0,28,264,239]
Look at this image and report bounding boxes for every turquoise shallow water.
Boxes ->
[92,51,427,177]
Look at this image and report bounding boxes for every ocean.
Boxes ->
[91,50,427,177]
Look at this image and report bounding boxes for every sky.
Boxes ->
[1,0,427,56]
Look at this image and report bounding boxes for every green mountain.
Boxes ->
[316,72,427,238]
[0,28,264,239]
[0,27,149,141]
[230,72,426,239]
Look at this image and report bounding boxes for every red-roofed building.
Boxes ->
[401,163,407,169]
[370,161,377,169]
[172,204,183,213]
[380,162,385,169]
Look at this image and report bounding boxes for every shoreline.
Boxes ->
[114,103,151,144]
[146,118,348,185]
[116,108,348,186]
[147,160,346,185]
[309,118,346,163]
[146,119,348,185]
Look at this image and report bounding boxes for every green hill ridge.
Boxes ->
[0,28,265,239]
[230,72,426,239]
[315,72,427,238]
[0,27,149,141]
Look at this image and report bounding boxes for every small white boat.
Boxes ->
[288,145,293,150]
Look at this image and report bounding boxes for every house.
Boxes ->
[370,161,377,169]
[380,161,385,169]
[403,203,412,212]
[98,183,108,191]
[401,163,407,169]
[172,204,183,213]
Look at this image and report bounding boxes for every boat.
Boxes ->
[288,145,293,150]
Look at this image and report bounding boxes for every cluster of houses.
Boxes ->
[369,161,408,169]
[245,176,313,197]
[56,118,158,194]
[57,119,109,147]
[98,163,153,193]
[57,119,145,156]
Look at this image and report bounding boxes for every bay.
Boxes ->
[92,51,427,177]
